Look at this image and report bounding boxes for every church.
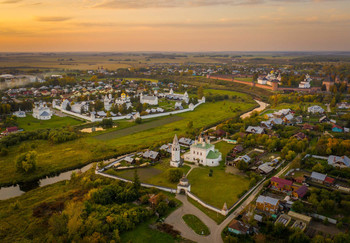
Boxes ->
[170,134,182,167]
[184,134,222,166]
[32,102,52,120]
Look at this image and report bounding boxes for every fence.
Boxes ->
[186,191,227,216]
[95,170,177,193]
[310,213,337,224]
[54,101,204,122]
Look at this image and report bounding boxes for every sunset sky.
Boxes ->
[1,0,350,52]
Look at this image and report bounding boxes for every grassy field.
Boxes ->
[0,138,117,186]
[106,159,191,189]
[213,141,236,161]
[17,115,83,131]
[0,180,77,242]
[182,214,210,236]
[94,116,184,141]
[187,197,226,224]
[187,165,249,208]
[120,218,176,243]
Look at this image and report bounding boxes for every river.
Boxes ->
[0,163,93,200]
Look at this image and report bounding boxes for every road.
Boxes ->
[165,162,291,243]
[204,99,269,132]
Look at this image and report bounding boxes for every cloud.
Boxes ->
[90,0,343,9]
[1,0,22,3]
[35,16,72,22]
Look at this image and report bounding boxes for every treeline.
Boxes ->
[0,128,80,148]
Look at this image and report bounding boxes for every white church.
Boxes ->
[170,134,182,167]
[184,134,222,166]
[32,102,52,120]
[140,93,158,105]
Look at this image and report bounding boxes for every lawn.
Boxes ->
[182,214,210,236]
[187,166,250,208]
[187,197,226,224]
[17,115,83,131]
[213,141,236,161]
[121,218,175,243]
[106,159,191,189]
[94,116,184,141]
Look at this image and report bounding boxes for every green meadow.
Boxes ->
[17,115,83,131]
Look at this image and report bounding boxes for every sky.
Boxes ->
[0,0,350,52]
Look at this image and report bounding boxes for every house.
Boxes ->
[234,155,251,164]
[142,150,160,161]
[308,105,324,114]
[328,155,350,168]
[184,134,222,166]
[319,116,329,123]
[124,156,135,164]
[256,195,280,214]
[303,124,314,130]
[310,171,327,184]
[324,176,335,186]
[270,177,293,191]
[178,137,193,147]
[292,185,308,199]
[4,126,19,134]
[293,132,307,140]
[245,126,264,134]
[13,109,26,118]
[233,145,244,153]
[258,163,274,174]
[228,219,251,235]
[332,125,343,133]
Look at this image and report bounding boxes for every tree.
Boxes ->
[288,230,310,243]
[292,200,304,213]
[197,85,204,99]
[187,121,193,129]
[15,151,37,173]
[167,168,183,183]
[133,170,141,191]
[236,160,248,171]
[312,163,325,173]
[135,118,142,124]
[66,103,71,111]
[156,201,168,217]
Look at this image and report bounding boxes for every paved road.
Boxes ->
[165,162,291,243]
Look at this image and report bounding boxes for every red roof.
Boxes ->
[6,127,18,133]
[271,177,293,186]
[324,177,335,184]
[295,185,308,198]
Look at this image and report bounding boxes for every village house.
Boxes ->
[256,195,280,214]
[245,126,264,134]
[308,105,324,114]
[328,155,350,168]
[292,185,308,199]
[270,177,293,192]
[228,219,251,235]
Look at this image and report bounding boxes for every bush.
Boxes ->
[135,118,142,124]
[15,150,38,173]
[166,168,183,183]
[0,148,8,156]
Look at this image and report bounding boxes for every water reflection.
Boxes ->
[0,163,93,200]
